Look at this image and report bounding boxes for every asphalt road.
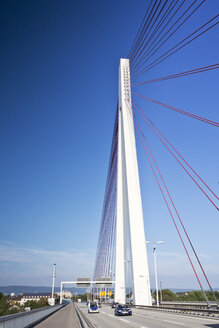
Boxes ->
[77,303,219,328]
[36,303,80,328]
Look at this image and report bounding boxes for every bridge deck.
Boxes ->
[36,303,80,328]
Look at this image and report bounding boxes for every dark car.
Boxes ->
[111,301,119,308]
[115,304,132,316]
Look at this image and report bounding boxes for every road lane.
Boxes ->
[133,307,219,328]
[78,303,133,328]
[77,303,219,328]
[36,303,80,328]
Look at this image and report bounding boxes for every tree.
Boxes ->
[0,295,10,316]
[0,294,22,316]
[158,289,176,301]
[24,298,48,310]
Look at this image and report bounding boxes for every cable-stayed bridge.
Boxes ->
[91,0,218,309]
[36,1,218,327]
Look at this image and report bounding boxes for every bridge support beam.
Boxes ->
[114,58,151,306]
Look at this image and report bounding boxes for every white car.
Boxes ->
[88,301,99,313]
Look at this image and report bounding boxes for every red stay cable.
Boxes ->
[134,113,218,302]
[132,17,218,80]
[132,63,219,86]
[130,0,162,63]
[131,0,169,67]
[131,0,196,74]
[133,101,218,201]
[131,0,203,76]
[132,0,178,68]
[132,92,219,127]
[128,0,154,59]
[132,102,219,211]
[134,119,209,302]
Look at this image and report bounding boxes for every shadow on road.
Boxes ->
[205,325,219,328]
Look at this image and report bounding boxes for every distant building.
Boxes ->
[9,295,22,305]
[57,291,72,299]
[20,293,57,305]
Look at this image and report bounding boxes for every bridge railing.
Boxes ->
[0,304,66,328]
[160,301,218,309]
[136,303,219,319]
[74,303,96,328]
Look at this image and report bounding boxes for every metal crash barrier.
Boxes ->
[0,304,66,328]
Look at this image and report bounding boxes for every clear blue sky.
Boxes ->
[0,0,218,289]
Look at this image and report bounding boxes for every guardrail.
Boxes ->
[0,304,66,328]
[136,305,219,319]
[160,301,218,309]
[74,304,96,328]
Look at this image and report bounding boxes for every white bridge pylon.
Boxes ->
[114,58,152,306]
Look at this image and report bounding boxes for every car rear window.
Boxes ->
[90,302,97,307]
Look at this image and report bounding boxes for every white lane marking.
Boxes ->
[119,318,130,323]
[163,319,185,326]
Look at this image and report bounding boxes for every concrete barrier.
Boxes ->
[0,304,65,328]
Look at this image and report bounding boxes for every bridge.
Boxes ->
[89,1,218,309]
[49,1,219,327]
[1,0,218,327]
[55,1,218,326]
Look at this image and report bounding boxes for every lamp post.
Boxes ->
[146,241,164,306]
[109,270,114,302]
[52,264,56,300]
[160,281,162,303]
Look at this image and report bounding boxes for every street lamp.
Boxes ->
[145,241,164,306]
[52,264,56,302]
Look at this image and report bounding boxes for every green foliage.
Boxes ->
[158,289,176,301]
[0,295,10,316]
[7,307,20,315]
[176,291,204,301]
[206,291,219,302]
[77,294,88,302]
[0,295,21,316]
[72,290,219,303]
[24,298,48,310]
[176,290,219,302]
[0,293,49,316]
